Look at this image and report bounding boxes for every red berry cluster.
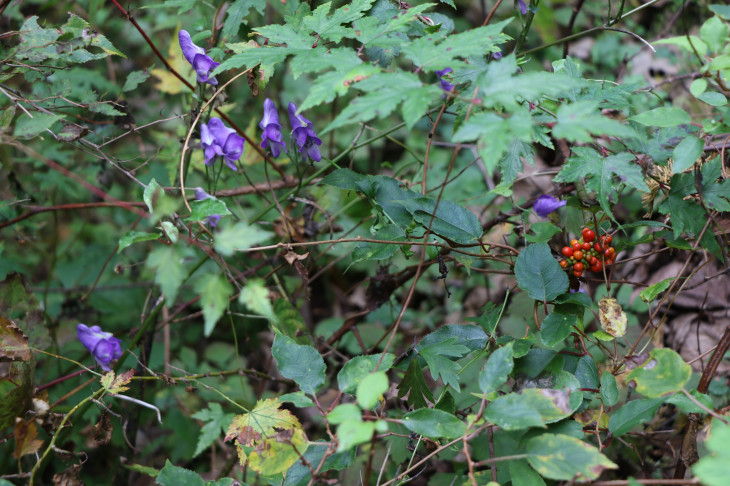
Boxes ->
[559,228,615,278]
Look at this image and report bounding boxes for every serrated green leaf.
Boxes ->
[338,353,395,394]
[13,113,63,138]
[143,178,178,222]
[397,359,434,409]
[272,334,326,394]
[526,222,561,244]
[478,343,513,394]
[693,421,730,486]
[639,277,674,303]
[221,0,266,40]
[191,403,234,458]
[453,110,533,170]
[194,274,233,337]
[418,337,470,392]
[214,222,273,256]
[303,0,376,43]
[238,278,277,324]
[626,348,691,397]
[300,64,381,113]
[402,408,465,439]
[122,69,150,92]
[526,434,617,481]
[514,243,569,302]
[118,231,161,253]
[156,459,204,486]
[553,100,635,142]
[145,245,187,304]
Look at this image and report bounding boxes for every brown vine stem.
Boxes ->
[481,0,504,26]
[563,0,587,58]
[422,95,450,194]
[0,202,145,230]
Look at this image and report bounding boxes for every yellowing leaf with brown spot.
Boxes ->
[598,297,627,337]
[626,348,691,398]
[527,433,617,481]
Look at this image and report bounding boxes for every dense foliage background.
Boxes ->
[1,0,730,485]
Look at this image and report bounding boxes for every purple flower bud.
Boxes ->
[436,67,455,93]
[493,51,503,60]
[288,102,322,163]
[200,117,244,171]
[533,194,566,217]
[194,187,221,227]
[178,30,220,86]
[77,323,122,371]
[518,0,528,15]
[259,99,286,158]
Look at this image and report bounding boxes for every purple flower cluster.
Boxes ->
[194,187,222,227]
[201,118,245,171]
[533,194,566,218]
[77,324,122,371]
[258,99,322,163]
[178,30,219,86]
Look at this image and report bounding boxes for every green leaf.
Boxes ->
[554,146,602,184]
[665,390,713,414]
[526,434,617,481]
[690,78,708,97]
[155,459,204,486]
[700,15,728,53]
[608,398,663,436]
[553,100,635,143]
[191,403,234,458]
[338,353,395,394]
[626,348,691,397]
[600,373,619,407]
[417,324,488,352]
[402,408,466,439]
[418,337,470,392]
[397,197,483,244]
[300,64,381,113]
[673,136,703,173]
[303,0,376,43]
[540,312,577,347]
[194,274,233,337]
[143,179,178,222]
[238,278,277,324]
[526,222,561,243]
[221,0,266,40]
[514,243,569,302]
[351,225,406,264]
[146,245,187,304]
[575,355,599,390]
[13,113,63,138]
[397,359,434,409]
[485,388,575,430]
[188,198,231,223]
[272,334,326,394]
[698,91,728,106]
[630,107,691,128]
[357,371,388,409]
[214,222,273,256]
[118,231,161,253]
[327,404,361,425]
[336,420,378,452]
[709,5,730,19]
[478,343,514,394]
[639,277,674,303]
[280,391,315,408]
[508,460,546,486]
[694,421,730,486]
[654,35,708,54]
[160,222,178,244]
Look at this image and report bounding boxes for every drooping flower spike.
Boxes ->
[533,194,566,218]
[178,30,219,86]
[194,187,222,227]
[436,68,455,93]
[200,117,244,171]
[288,102,322,163]
[77,323,123,371]
[259,99,287,158]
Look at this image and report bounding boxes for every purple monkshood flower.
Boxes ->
[493,51,503,60]
[288,102,322,163]
[518,0,528,15]
[533,194,566,217]
[436,67,455,93]
[179,30,219,86]
[77,323,122,371]
[259,99,287,158]
[201,117,244,171]
[194,187,222,227]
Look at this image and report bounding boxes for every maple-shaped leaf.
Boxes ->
[225,398,301,444]
[418,338,470,393]
[13,420,43,459]
[397,359,434,409]
[191,403,234,457]
[100,369,134,395]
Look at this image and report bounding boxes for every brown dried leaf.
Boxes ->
[13,419,44,459]
[52,463,83,486]
[598,297,627,337]
[0,317,31,362]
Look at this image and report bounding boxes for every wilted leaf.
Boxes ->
[598,297,627,337]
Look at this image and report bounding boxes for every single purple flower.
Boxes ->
[200,117,244,171]
[179,30,219,86]
[436,67,455,93]
[518,0,528,15]
[533,194,566,217]
[77,323,122,371]
[194,187,222,227]
[259,99,286,158]
[493,51,503,60]
[288,102,322,163]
